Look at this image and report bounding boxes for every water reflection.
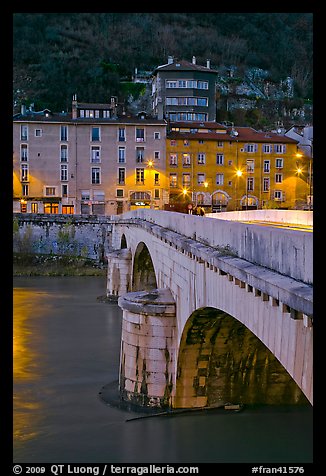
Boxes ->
[13,288,52,443]
[13,277,313,464]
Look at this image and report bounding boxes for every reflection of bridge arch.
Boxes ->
[132,242,157,292]
[175,307,308,408]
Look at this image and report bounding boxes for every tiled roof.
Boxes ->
[169,121,227,130]
[167,126,298,143]
[154,59,218,74]
[13,112,167,125]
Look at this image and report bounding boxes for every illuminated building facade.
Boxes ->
[13,100,168,214]
[166,121,305,211]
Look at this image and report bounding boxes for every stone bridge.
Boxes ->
[106,210,313,409]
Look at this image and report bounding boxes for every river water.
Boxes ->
[13,276,313,464]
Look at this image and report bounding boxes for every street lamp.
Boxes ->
[295,149,313,210]
[236,169,248,210]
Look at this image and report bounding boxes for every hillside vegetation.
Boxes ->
[13,13,313,115]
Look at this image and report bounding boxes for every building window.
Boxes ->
[60,145,68,162]
[35,129,42,137]
[275,158,284,168]
[91,127,100,142]
[31,202,38,213]
[60,164,68,181]
[20,125,28,141]
[244,143,258,153]
[118,128,126,142]
[274,190,283,201]
[21,144,28,161]
[20,200,27,213]
[216,173,224,185]
[45,186,56,196]
[136,147,144,163]
[216,154,224,165]
[91,146,101,163]
[263,144,272,153]
[116,189,124,197]
[154,151,160,160]
[62,184,68,197]
[20,164,29,182]
[197,80,208,89]
[170,140,177,146]
[136,128,145,142]
[274,144,286,154]
[247,177,254,191]
[182,153,191,167]
[183,139,189,146]
[118,146,126,163]
[60,125,68,141]
[198,153,205,165]
[91,167,101,184]
[62,205,74,214]
[246,159,255,173]
[154,189,160,199]
[170,173,177,188]
[197,193,204,205]
[263,178,270,192]
[170,153,178,166]
[197,97,208,106]
[93,190,105,202]
[264,160,270,173]
[275,173,283,183]
[22,184,29,196]
[197,173,205,185]
[44,203,59,214]
[81,190,90,201]
[154,173,160,185]
[118,168,125,185]
[136,168,145,184]
[154,132,160,140]
[217,141,223,148]
[182,173,191,188]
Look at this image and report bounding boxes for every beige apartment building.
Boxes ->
[13,99,168,215]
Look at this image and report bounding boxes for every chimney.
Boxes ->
[192,56,196,64]
[168,55,173,64]
[72,94,78,119]
[206,59,210,69]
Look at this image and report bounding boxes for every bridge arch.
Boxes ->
[132,242,157,292]
[174,306,309,408]
[107,210,313,406]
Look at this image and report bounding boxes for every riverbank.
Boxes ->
[13,252,107,276]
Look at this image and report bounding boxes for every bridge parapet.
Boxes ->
[109,209,313,285]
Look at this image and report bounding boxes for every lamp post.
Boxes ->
[236,169,243,211]
[300,143,313,211]
[146,159,154,208]
[296,146,313,210]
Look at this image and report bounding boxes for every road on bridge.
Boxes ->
[238,221,313,232]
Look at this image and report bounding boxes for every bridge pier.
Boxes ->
[106,248,132,300]
[118,288,176,409]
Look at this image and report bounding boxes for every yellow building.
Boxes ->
[166,121,306,212]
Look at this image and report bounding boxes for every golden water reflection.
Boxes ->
[13,288,52,443]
